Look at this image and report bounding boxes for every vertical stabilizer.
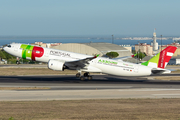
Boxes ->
[141,46,177,69]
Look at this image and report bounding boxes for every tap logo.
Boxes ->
[20,44,44,61]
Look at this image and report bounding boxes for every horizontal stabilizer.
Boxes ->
[151,68,171,74]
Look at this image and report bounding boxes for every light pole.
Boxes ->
[112,35,114,44]
[161,35,162,52]
[138,41,140,63]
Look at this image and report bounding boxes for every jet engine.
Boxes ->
[48,59,66,71]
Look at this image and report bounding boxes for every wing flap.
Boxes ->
[65,54,99,69]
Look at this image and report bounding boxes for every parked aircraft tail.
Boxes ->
[131,53,137,58]
[141,46,177,69]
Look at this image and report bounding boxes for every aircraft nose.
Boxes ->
[3,46,7,51]
[3,45,11,53]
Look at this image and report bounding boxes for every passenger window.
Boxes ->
[7,45,11,47]
[36,51,40,53]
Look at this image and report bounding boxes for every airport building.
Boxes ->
[31,42,62,48]
[168,56,180,65]
[119,45,132,53]
[135,43,153,56]
[50,43,132,57]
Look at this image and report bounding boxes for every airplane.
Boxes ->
[3,43,177,80]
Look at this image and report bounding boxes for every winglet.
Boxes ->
[94,54,99,58]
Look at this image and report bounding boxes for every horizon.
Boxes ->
[0,35,180,38]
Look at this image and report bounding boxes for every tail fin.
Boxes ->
[141,46,177,69]
[131,53,137,58]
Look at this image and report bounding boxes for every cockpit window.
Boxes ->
[7,45,11,47]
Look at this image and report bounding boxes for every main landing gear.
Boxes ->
[76,72,92,80]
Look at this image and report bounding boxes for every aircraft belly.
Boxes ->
[35,57,49,63]
[96,64,151,76]
[83,65,102,73]
[13,49,22,58]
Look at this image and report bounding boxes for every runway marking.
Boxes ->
[153,94,180,96]
[0,86,133,89]
[118,89,180,91]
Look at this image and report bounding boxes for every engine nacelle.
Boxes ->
[48,59,65,71]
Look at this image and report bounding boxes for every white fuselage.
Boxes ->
[4,43,152,76]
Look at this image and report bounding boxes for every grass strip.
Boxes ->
[0,98,180,120]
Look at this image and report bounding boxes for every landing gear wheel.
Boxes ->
[80,76,85,81]
[84,72,89,77]
[88,76,92,80]
[76,73,81,78]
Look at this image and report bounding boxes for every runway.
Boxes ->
[0,64,47,68]
[0,75,180,101]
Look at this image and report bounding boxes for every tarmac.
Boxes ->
[0,74,180,101]
[0,64,47,68]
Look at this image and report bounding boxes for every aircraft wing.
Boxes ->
[65,54,99,69]
[113,54,135,61]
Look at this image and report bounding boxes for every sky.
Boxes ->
[0,0,180,37]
